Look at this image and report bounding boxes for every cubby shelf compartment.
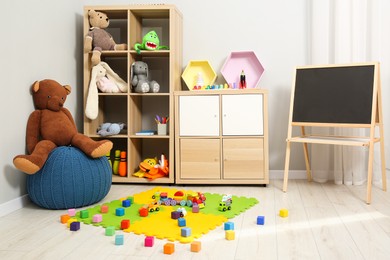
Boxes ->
[181,60,217,90]
[221,51,264,88]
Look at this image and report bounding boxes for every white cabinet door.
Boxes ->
[222,94,263,135]
[179,95,220,136]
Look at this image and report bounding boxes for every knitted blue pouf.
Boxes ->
[27,146,112,209]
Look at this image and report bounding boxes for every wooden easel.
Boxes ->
[283,62,386,204]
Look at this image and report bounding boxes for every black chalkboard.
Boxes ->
[292,64,376,124]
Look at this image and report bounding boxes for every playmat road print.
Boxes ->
[76,187,258,243]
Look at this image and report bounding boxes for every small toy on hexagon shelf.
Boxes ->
[134,30,169,54]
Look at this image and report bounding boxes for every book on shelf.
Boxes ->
[135,130,155,136]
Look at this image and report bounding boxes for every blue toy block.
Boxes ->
[115,234,124,245]
[257,216,265,225]
[122,199,131,207]
[116,208,125,216]
[70,221,80,231]
[181,227,191,237]
[178,218,186,227]
[224,222,234,230]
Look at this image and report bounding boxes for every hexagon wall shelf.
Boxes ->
[221,51,264,88]
[181,60,217,90]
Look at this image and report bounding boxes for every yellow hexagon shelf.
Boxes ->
[181,60,217,90]
[221,51,264,88]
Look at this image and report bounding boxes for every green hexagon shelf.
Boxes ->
[221,51,264,88]
[181,60,217,90]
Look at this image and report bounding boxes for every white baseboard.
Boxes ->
[0,194,31,218]
[270,170,307,180]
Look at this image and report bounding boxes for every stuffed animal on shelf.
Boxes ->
[131,61,160,93]
[13,79,113,174]
[84,10,127,66]
[85,62,128,120]
[134,30,169,54]
[97,122,126,136]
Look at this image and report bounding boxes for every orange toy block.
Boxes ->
[191,241,201,252]
[163,242,175,255]
[60,214,70,224]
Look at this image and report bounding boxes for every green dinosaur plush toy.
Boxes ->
[134,30,169,54]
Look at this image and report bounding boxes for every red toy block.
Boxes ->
[139,207,148,217]
[60,214,70,224]
[101,205,109,213]
[163,242,175,254]
[144,236,154,247]
[191,241,201,252]
[121,219,130,230]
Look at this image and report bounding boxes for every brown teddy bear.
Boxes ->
[84,10,127,66]
[13,79,113,174]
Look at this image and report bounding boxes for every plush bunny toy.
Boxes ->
[131,61,160,93]
[85,62,127,120]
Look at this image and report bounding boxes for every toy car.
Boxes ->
[218,201,231,212]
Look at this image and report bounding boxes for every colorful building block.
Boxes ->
[122,199,131,207]
[178,218,186,227]
[60,214,70,224]
[80,210,89,219]
[101,205,109,213]
[257,216,265,225]
[121,219,130,230]
[115,234,124,245]
[67,218,77,228]
[116,208,125,216]
[224,222,234,230]
[171,211,181,219]
[92,214,103,223]
[279,208,289,218]
[163,242,175,254]
[181,227,191,237]
[144,236,154,247]
[68,208,76,217]
[105,226,116,236]
[192,204,199,213]
[225,230,235,240]
[139,207,148,217]
[191,241,201,252]
[70,221,80,231]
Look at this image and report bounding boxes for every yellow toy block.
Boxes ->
[67,218,78,228]
[225,230,235,240]
[191,241,201,252]
[164,242,175,254]
[279,208,289,218]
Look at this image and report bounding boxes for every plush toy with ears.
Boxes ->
[13,79,113,174]
[131,61,160,93]
[84,10,127,66]
[85,62,127,120]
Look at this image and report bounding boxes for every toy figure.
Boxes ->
[134,30,169,54]
[240,70,246,89]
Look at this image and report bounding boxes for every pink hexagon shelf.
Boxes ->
[181,60,217,90]
[221,51,264,88]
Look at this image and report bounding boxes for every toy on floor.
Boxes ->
[84,10,127,66]
[134,30,169,54]
[131,61,160,93]
[85,62,127,120]
[13,79,113,174]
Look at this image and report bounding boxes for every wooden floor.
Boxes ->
[1,180,390,260]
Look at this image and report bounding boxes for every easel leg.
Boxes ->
[380,129,387,191]
[366,143,374,204]
[302,143,312,182]
[283,141,291,192]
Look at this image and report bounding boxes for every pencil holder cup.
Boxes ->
[157,124,167,135]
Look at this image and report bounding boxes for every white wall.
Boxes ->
[0,0,307,205]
